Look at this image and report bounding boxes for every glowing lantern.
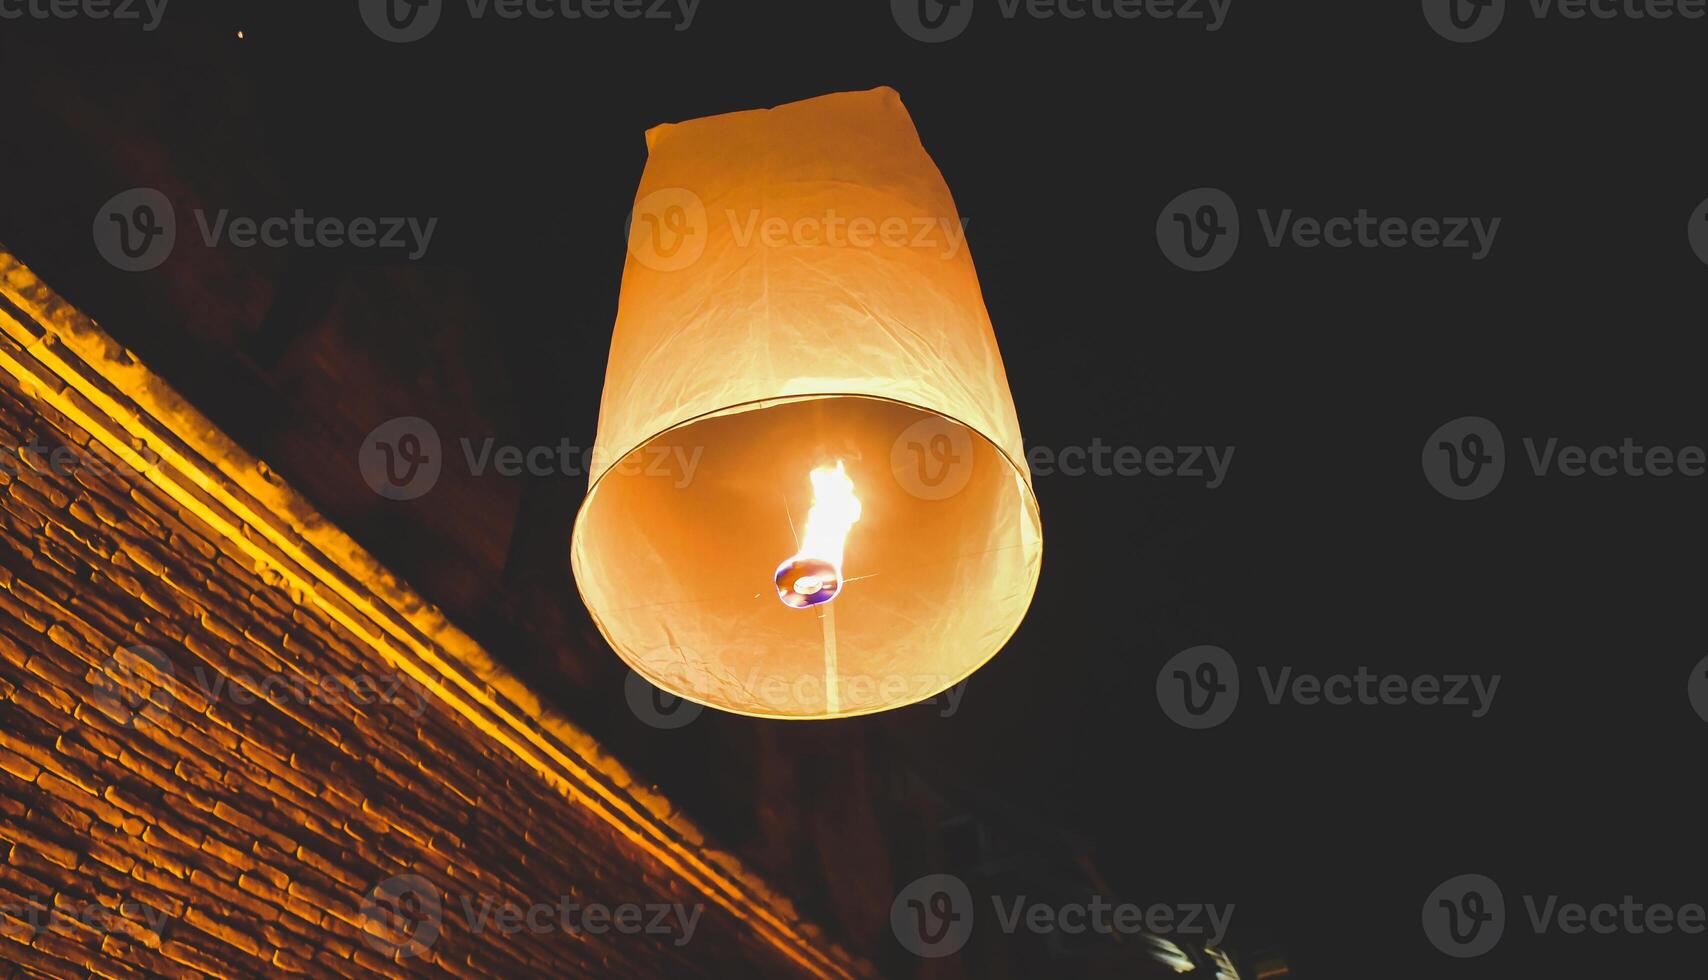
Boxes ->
[571,87,1041,719]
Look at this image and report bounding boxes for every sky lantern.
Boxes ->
[571,87,1042,719]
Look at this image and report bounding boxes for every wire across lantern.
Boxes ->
[571,87,1042,719]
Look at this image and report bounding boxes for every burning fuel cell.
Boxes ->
[775,461,860,609]
[774,557,839,608]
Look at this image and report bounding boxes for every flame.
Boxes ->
[797,461,861,570]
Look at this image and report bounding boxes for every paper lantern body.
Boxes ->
[572,87,1042,719]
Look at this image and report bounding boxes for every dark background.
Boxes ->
[2,1,1704,977]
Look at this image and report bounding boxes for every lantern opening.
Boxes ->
[573,394,1040,719]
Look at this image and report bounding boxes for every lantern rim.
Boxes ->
[579,391,1036,497]
[569,391,1042,720]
